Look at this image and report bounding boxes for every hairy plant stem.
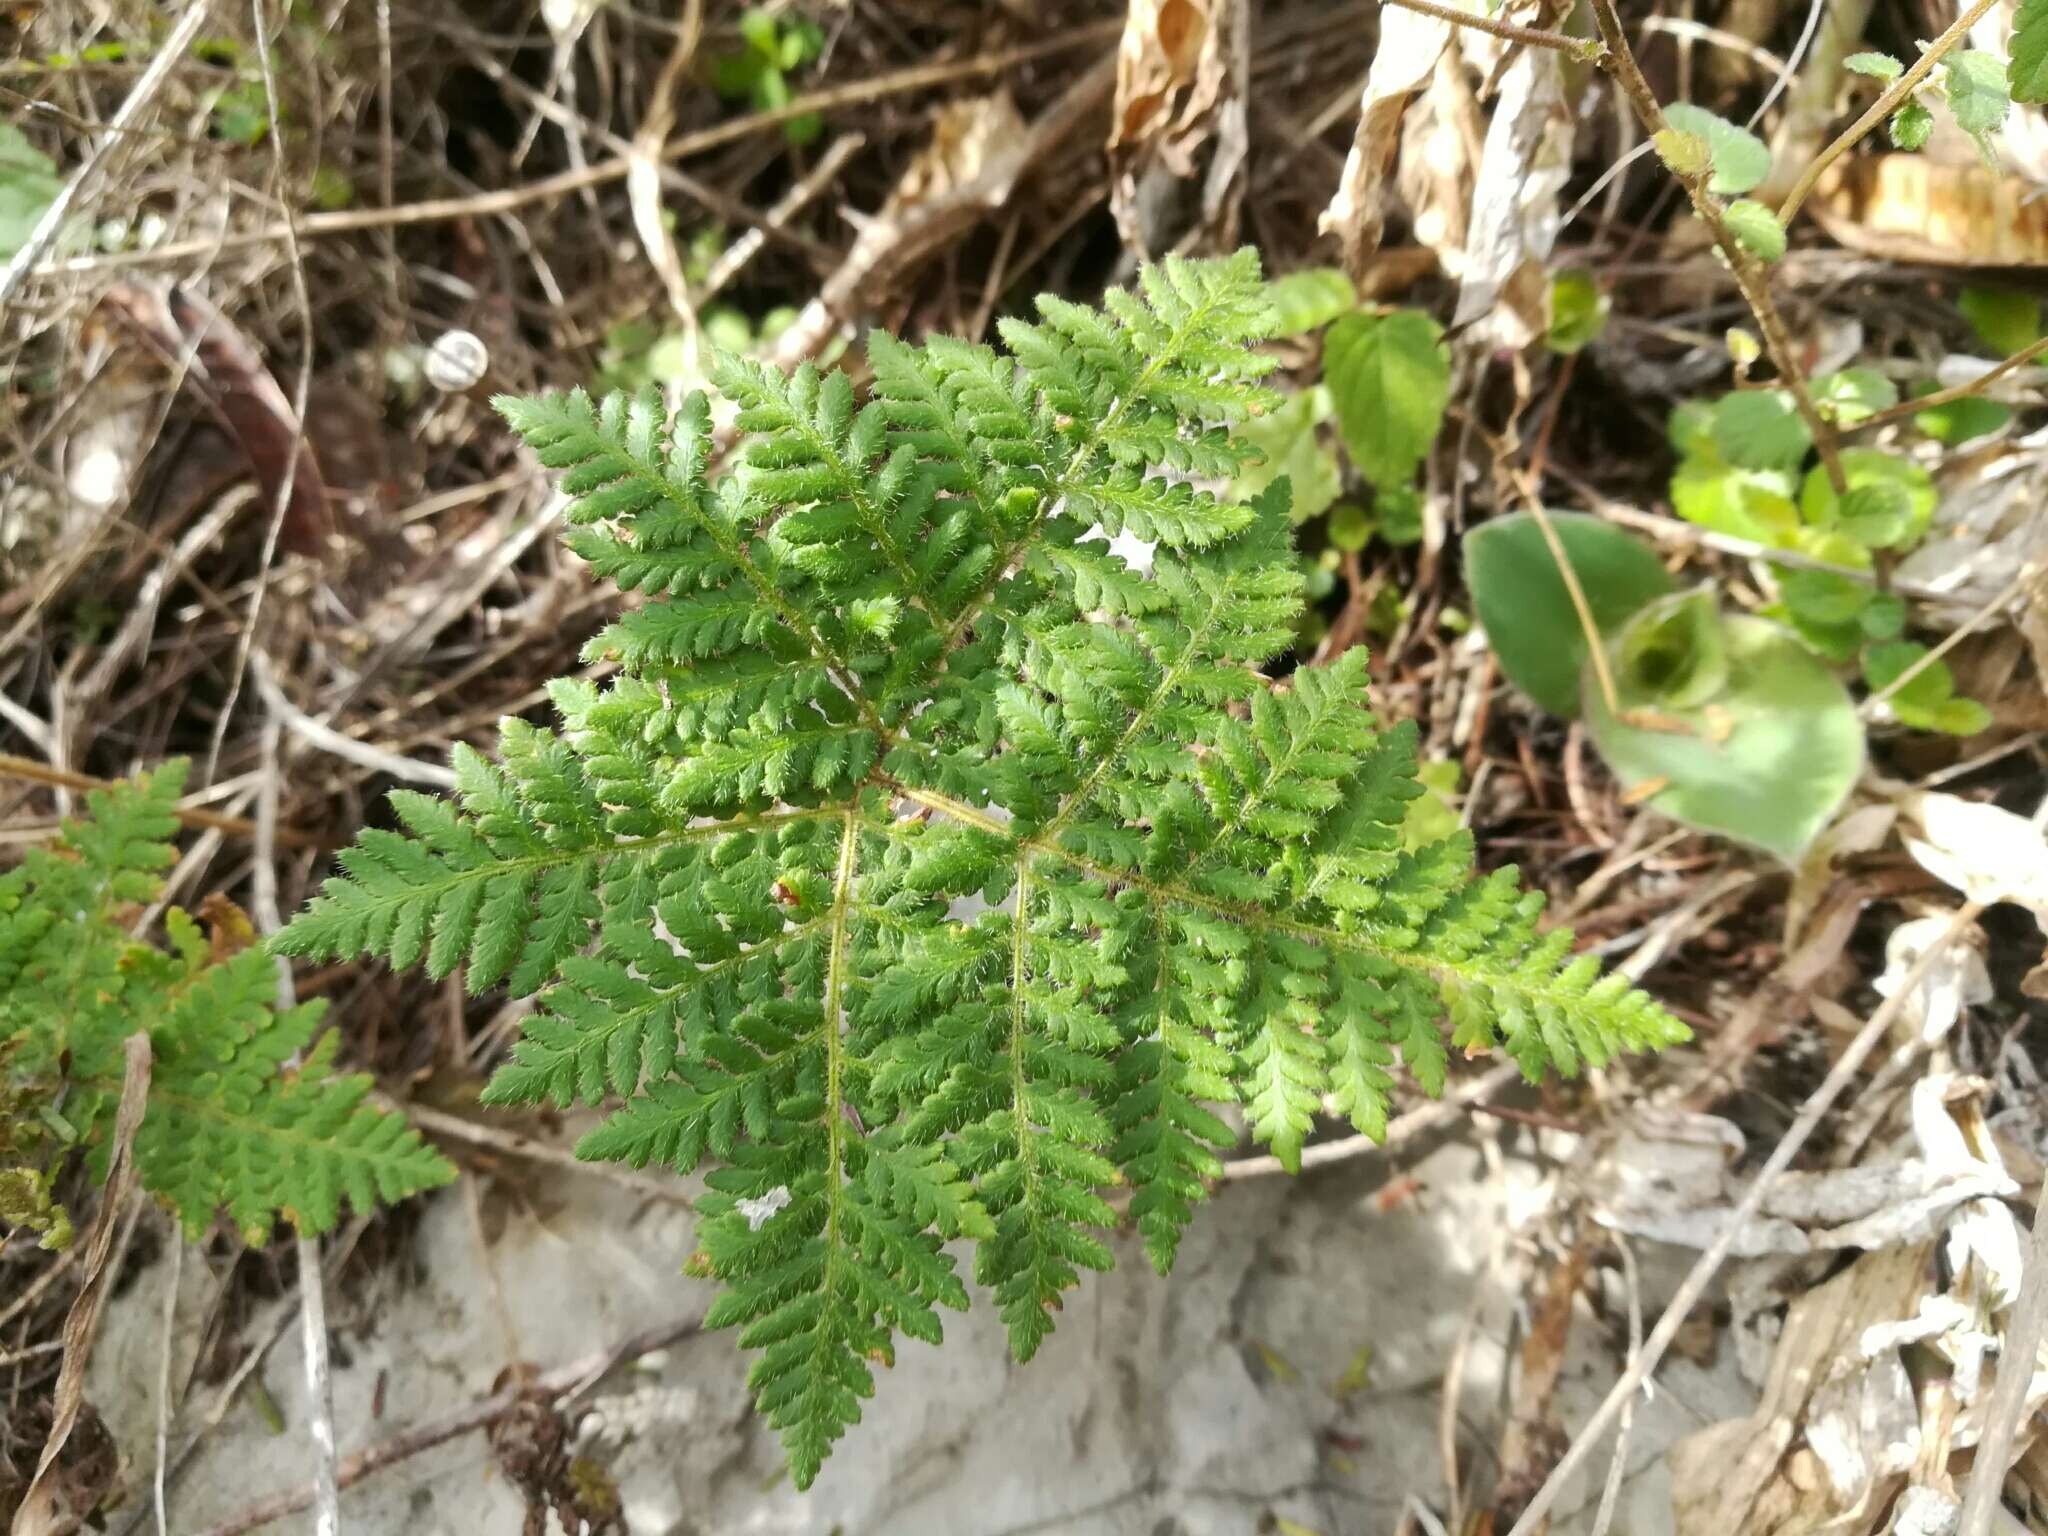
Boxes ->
[1586,0,1847,494]
[1777,0,2005,224]
[1382,0,1590,54]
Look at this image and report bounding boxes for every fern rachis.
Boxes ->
[276,251,1686,1487]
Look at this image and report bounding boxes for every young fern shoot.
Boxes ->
[275,251,1685,1487]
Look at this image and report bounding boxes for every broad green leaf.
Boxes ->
[1671,459,1801,544]
[1774,566,1875,661]
[1799,449,1936,551]
[1915,391,2011,444]
[1266,268,1357,337]
[1846,51,1904,80]
[1891,100,1935,150]
[1723,200,1787,263]
[1864,641,1993,735]
[2014,0,2048,101]
[1548,270,1610,353]
[1944,51,2010,153]
[1323,310,1449,488]
[1811,367,1900,424]
[1585,609,1863,861]
[1465,511,1675,717]
[1712,389,1811,471]
[1959,286,2041,356]
[1662,103,1772,194]
[0,123,62,260]
[1232,387,1341,522]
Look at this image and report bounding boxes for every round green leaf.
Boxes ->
[1891,100,1935,150]
[1958,286,2041,357]
[1584,611,1863,862]
[1723,200,1787,263]
[1323,310,1449,489]
[1799,448,1936,549]
[1265,268,1358,337]
[1232,387,1341,523]
[1811,367,1900,424]
[1327,502,1372,552]
[1713,389,1812,471]
[1548,270,1610,354]
[1465,511,1676,718]
[1662,103,1772,194]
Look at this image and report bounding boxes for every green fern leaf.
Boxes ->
[277,251,1685,1488]
[3,765,451,1246]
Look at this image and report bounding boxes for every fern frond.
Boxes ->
[277,251,1685,1488]
[2,765,451,1245]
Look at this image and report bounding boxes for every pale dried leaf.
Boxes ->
[885,94,1028,216]
[1450,47,1573,349]
[1900,792,2048,924]
[1319,5,1453,278]
[1876,914,1994,1044]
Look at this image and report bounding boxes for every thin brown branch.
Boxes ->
[28,26,1121,279]
[12,1034,152,1536]
[1587,0,1847,492]
[1777,0,2004,225]
[0,753,314,847]
[1382,0,1592,54]
[1501,900,1993,1536]
[186,1315,705,1536]
[1849,333,2048,433]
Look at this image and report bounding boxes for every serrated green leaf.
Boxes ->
[273,251,1688,1493]
[1712,389,1811,471]
[1799,448,1937,552]
[1864,641,1992,735]
[1846,51,1904,80]
[1811,367,1900,424]
[1323,309,1450,488]
[1891,100,1935,150]
[1663,103,1772,194]
[1723,199,1787,262]
[2013,0,2048,101]
[1944,51,2011,142]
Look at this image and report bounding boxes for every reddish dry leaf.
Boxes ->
[98,283,332,557]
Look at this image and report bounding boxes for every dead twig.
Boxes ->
[1220,1062,1522,1180]
[1955,1173,2048,1536]
[0,753,312,846]
[185,1315,704,1536]
[1501,900,1991,1536]
[0,0,213,305]
[11,1033,151,1536]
